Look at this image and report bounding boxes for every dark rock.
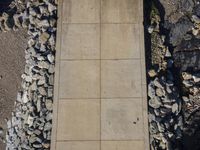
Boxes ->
[173,51,200,71]
[169,17,193,46]
[175,38,200,53]
[159,0,183,24]
[180,0,194,13]
[194,4,200,17]
[167,59,174,68]
[0,127,3,135]
[150,121,159,134]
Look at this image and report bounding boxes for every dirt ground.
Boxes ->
[0,29,27,149]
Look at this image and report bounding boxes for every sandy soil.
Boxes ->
[0,29,27,149]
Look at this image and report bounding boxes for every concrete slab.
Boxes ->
[101,98,144,140]
[101,24,140,59]
[101,141,144,150]
[63,0,100,23]
[101,60,142,98]
[101,0,142,23]
[57,100,100,140]
[56,141,100,150]
[61,24,100,60]
[59,60,100,99]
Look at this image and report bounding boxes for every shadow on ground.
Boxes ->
[0,0,13,13]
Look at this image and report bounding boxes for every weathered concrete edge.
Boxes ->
[140,1,150,149]
[51,0,63,149]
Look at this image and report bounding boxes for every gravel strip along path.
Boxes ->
[147,0,200,149]
[147,4,182,148]
[0,0,57,149]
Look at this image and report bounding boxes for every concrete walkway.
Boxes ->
[51,0,149,149]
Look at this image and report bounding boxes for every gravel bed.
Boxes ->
[147,9,182,148]
[147,0,200,149]
[0,0,57,149]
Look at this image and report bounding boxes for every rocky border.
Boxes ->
[147,1,183,149]
[0,0,57,149]
[147,0,200,149]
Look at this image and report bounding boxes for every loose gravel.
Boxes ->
[0,0,57,149]
[147,0,200,149]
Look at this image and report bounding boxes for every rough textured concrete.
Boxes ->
[51,0,149,149]
[0,29,27,149]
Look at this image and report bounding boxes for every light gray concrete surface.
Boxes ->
[51,0,149,149]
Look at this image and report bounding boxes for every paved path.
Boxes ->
[51,0,149,149]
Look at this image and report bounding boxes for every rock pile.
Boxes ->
[147,2,183,149]
[164,0,200,149]
[0,0,57,149]
[161,0,200,71]
[148,76,182,150]
[0,0,28,32]
[181,72,200,149]
[182,72,200,124]
[148,0,200,149]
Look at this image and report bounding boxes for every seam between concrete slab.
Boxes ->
[59,97,143,100]
[62,22,144,25]
[100,0,102,149]
[56,139,145,142]
[60,58,142,61]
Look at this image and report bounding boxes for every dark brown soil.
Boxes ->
[0,29,27,149]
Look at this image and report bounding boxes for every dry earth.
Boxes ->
[0,29,27,149]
